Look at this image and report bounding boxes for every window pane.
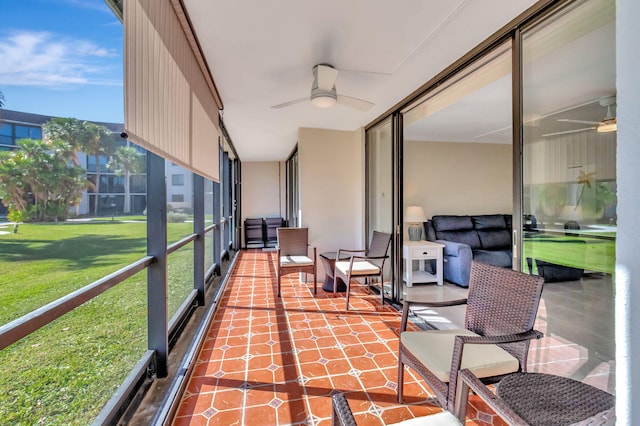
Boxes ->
[204,179,214,272]
[167,165,193,244]
[0,124,12,137]
[130,175,146,193]
[522,0,616,275]
[0,272,147,424]
[172,174,184,186]
[14,125,30,138]
[29,127,42,140]
[168,245,194,319]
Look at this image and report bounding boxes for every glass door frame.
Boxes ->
[364,113,402,305]
[363,0,577,303]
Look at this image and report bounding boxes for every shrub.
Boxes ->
[7,209,26,223]
[167,212,188,223]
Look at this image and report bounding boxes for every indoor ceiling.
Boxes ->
[182,0,539,161]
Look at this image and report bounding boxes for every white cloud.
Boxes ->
[58,0,112,14]
[0,31,121,87]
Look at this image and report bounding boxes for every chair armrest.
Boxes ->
[404,298,468,308]
[400,298,469,331]
[336,248,366,259]
[350,254,388,261]
[446,330,544,413]
[331,393,357,426]
[454,369,530,424]
[454,330,544,346]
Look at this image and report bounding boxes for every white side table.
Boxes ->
[403,240,445,287]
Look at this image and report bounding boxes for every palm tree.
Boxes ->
[43,118,87,166]
[107,146,144,213]
[82,123,117,215]
[0,149,29,214]
[0,90,4,119]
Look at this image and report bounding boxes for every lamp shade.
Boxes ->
[405,205,427,223]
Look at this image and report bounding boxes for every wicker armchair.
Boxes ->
[331,393,357,426]
[331,392,462,426]
[397,261,544,412]
[455,369,615,425]
[334,231,391,310]
[276,227,317,297]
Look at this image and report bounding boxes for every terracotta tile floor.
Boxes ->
[172,249,514,425]
[173,249,611,426]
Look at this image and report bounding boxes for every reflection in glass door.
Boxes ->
[366,117,394,301]
[522,0,616,276]
[286,149,299,228]
[521,0,616,377]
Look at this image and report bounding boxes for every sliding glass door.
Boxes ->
[520,0,616,379]
[366,117,395,300]
[521,0,616,280]
[401,43,512,299]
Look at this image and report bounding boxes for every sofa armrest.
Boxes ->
[435,240,473,287]
[436,240,472,258]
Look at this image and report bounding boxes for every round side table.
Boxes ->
[319,252,349,292]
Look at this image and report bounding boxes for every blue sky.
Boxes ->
[0,0,124,123]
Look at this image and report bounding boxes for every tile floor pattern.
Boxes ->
[173,250,508,425]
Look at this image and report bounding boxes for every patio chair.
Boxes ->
[397,261,544,412]
[331,392,461,426]
[334,231,392,310]
[276,227,317,297]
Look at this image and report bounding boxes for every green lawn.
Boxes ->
[0,220,196,425]
[523,233,616,274]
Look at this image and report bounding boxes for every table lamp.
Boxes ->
[405,205,427,241]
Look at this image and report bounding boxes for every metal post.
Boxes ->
[223,152,231,252]
[213,181,221,276]
[512,28,524,272]
[193,174,205,305]
[146,152,168,378]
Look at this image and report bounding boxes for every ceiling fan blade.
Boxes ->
[270,97,309,109]
[336,95,374,112]
[316,65,338,91]
[558,118,603,125]
[542,127,595,137]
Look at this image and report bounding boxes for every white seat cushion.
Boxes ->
[280,255,314,267]
[390,411,461,425]
[335,260,380,276]
[401,329,519,382]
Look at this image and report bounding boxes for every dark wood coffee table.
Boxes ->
[319,251,349,292]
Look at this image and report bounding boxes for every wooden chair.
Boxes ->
[334,231,391,310]
[276,227,316,297]
[397,261,544,412]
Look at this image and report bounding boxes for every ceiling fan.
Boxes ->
[270,64,375,112]
[542,95,617,137]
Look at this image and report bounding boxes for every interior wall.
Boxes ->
[241,161,283,243]
[298,127,364,278]
[403,140,512,220]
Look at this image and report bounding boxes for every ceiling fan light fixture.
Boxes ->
[310,94,337,108]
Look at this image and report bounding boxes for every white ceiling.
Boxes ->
[183,0,539,161]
